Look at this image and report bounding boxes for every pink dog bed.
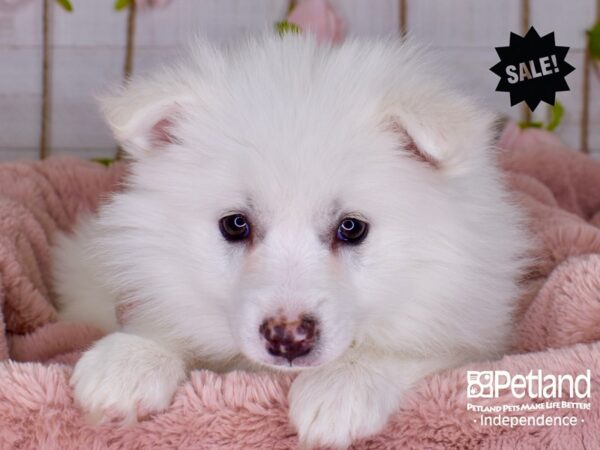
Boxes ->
[1,123,600,449]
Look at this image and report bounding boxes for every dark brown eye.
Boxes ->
[336,218,368,244]
[219,214,251,242]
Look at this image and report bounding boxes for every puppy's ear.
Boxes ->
[383,94,495,175]
[383,118,439,169]
[99,81,194,159]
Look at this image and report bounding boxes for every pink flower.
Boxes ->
[288,0,345,44]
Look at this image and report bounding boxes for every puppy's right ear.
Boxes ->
[100,82,194,159]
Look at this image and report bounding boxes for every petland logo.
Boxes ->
[467,370,591,399]
[467,370,591,427]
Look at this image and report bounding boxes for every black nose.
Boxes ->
[259,315,319,362]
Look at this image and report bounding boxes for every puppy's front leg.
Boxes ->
[71,332,187,424]
[289,350,456,449]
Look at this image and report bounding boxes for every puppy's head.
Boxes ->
[99,35,497,370]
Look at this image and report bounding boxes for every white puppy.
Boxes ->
[53,34,528,448]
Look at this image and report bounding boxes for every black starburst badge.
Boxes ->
[490,27,575,111]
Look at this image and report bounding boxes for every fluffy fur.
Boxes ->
[53,34,528,448]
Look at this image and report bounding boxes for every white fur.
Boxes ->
[53,216,119,332]
[53,34,529,448]
[71,332,186,424]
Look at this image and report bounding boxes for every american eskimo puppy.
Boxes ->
[53,34,528,448]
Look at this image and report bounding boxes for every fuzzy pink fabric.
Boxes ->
[1,126,600,449]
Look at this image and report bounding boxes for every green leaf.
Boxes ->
[587,22,600,60]
[518,101,564,132]
[545,101,564,131]
[518,121,543,129]
[275,21,301,37]
[91,157,116,167]
[55,0,73,12]
[114,0,132,11]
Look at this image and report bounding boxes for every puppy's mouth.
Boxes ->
[259,347,324,370]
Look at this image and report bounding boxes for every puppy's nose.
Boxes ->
[259,315,319,362]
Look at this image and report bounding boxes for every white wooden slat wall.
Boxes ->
[0,0,598,160]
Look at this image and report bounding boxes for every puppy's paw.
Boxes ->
[289,367,397,449]
[71,332,186,424]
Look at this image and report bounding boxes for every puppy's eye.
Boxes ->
[336,218,368,244]
[219,214,251,242]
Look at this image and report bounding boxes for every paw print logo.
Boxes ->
[467,371,494,398]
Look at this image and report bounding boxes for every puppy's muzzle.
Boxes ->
[259,315,319,363]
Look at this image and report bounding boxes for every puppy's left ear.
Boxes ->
[383,94,496,175]
[99,80,195,160]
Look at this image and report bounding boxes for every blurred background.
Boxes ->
[0,0,598,161]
